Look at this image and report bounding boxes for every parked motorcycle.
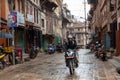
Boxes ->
[95,46,107,61]
[94,47,99,58]
[0,51,6,69]
[14,50,22,64]
[29,46,39,59]
[65,49,78,75]
[98,48,107,61]
[94,42,102,58]
[56,43,63,53]
[0,47,12,69]
[48,44,55,54]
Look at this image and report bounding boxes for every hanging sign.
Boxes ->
[8,11,17,27]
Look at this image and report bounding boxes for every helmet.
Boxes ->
[68,34,73,38]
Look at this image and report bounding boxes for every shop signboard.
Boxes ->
[17,12,25,24]
[8,11,17,27]
[26,14,33,22]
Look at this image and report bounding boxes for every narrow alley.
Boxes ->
[0,49,120,80]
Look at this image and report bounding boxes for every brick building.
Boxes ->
[87,0,120,56]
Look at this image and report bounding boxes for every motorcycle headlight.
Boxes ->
[66,51,74,56]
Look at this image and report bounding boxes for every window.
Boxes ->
[41,19,44,27]
[77,34,81,39]
[34,8,38,23]
[118,0,120,8]
[34,8,37,23]
[78,40,81,43]
[110,0,116,11]
[26,2,29,14]
[30,4,33,15]
[69,29,73,32]
[36,10,38,23]
[36,0,39,5]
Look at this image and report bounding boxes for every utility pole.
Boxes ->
[8,0,15,65]
[12,26,15,65]
[84,0,87,46]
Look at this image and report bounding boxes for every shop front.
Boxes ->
[42,34,54,51]
[110,21,117,49]
[14,27,25,55]
[116,16,120,55]
[25,27,42,50]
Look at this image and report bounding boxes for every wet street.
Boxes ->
[0,49,120,80]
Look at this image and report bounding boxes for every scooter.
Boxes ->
[65,49,78,75]
[48,44,55,54]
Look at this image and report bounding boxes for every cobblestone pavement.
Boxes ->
[0,49,120,80]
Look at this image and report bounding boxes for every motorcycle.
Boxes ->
[98,48,107,61]
[95,47,107,61]
[29,46,39,59]
[0,48,12,69]
[94,47,99,58]
[56,44,63,53]
[65,49,78,75]
[94,43,102,58]
[0,52,6,69]
[48,44,55,54]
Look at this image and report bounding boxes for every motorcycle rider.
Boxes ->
[65,35,78,67]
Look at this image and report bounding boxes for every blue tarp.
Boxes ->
[0,32,13,38]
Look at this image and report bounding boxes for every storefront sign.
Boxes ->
[17,12,25,24]
[26,14,33,22]
[8,11,17,27]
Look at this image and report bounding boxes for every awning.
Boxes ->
[0,32,13,38]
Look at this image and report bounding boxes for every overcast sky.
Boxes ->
[63,0,90,21]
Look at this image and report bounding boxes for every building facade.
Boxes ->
[0,0,65,61]
[87,0,120,56]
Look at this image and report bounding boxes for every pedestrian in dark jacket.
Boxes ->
[67,36,77,50]
[66,35,74,49]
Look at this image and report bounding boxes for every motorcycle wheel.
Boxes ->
[0,59,6,69]
[69,61,74,75]
[29,51,37,59]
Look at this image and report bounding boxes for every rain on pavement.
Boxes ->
[0,49,120,80]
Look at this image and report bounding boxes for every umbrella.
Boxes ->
[0,32,13,38]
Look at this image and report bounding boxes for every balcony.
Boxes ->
[87,0,98,4]
[41,0,58,11]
